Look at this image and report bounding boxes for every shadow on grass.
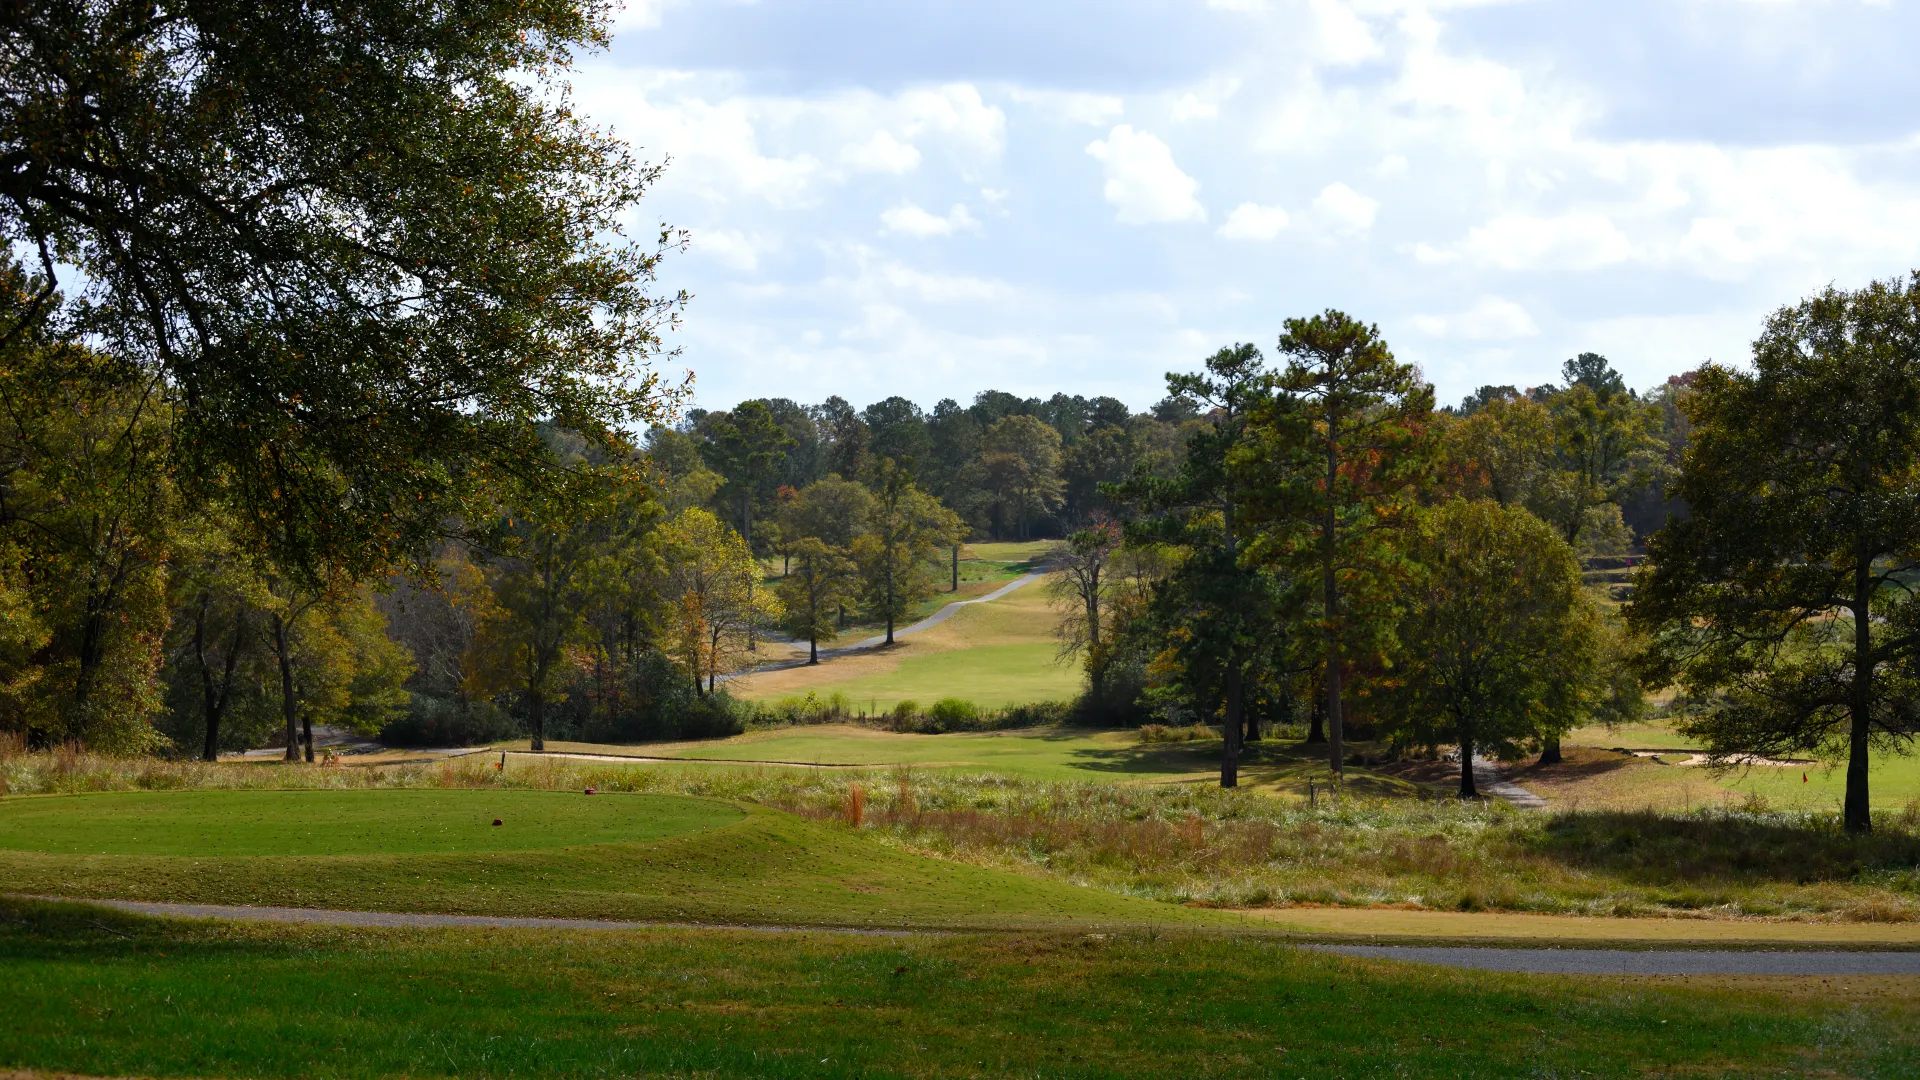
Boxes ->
[1523,811,1920,889]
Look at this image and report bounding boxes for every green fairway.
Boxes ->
[789,641,1083,711]
[1718,752,1920,810]
[2,898,1912,1080]
[0,790,1230,931]
[0,789,741,856]
[651,725,1216,780]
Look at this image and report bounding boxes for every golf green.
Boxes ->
[0,789,744,857]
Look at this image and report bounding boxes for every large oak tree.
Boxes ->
[1631,275,1920,833]
[2,1,682,584]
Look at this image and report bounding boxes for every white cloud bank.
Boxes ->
[1218,202,1290,240]
[1085,125,1207,224]
[880,202,981,238]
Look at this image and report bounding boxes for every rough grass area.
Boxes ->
[2,897,1913,1080]
[6,748,1920,924]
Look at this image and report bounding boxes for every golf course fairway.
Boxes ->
[0,789,1234,932]
[0,789,743,856]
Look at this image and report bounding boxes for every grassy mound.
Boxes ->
[2,897,1913,1080]
[0,789,741,856]
[0,790,1229,931]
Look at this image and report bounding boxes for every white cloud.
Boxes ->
[896,84,1007,157]
[1411,296,1540,340]
[1010,88,1125,126]
[609,0,677,31]
[1313,182,1378,231]
[880,202,981,238]
[1085,125,1207,225]
[841,131,921,174]
[1217,203,1291,240]
[693,228,765,272]
[1171,93,1219,122]
[1455,212,1634,271]
[1311,0,1382,65]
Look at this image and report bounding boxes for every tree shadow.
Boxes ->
[1521,811,1920,888]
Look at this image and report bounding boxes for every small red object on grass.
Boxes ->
[492,818,503,826]
[585,787,597,795]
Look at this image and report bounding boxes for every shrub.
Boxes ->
[927,698,980,729]
[1137,723,1217,744]
[380,695,518,748]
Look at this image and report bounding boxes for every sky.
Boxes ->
[580,0,1920,414]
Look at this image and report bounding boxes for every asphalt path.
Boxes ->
[29,898,1920,973]
[1310,945,1920,975]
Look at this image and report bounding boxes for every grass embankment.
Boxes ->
[7,750,1920,924]
[0,787,1224,931]
[3,898,1914,1080]
[733,549,1080,711]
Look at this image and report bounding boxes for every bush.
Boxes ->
[1137,723,1217,744]
[927,698,980,728]
[380,695,518,748]
[747,691,855,729]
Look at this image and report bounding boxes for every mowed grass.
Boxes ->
[792,642,1082,711]
[733,568,1078,708]
[0,789,739,856]
[646,725,1217,780]
[1516,746,1920,812]
[4,898,1914,1080]
[0,788,1231,932]
[548,726,1433,798]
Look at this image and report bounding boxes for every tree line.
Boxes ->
[1049,281,1920,833]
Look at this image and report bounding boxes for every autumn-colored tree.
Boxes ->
[661,508,780,692]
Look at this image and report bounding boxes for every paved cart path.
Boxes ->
[26,897,1920,974]
[1311,944,1920,975]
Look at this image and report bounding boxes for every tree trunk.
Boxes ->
[1221,662,1243,788]
[194,598,221,763]
[951,544,959,591]
[1846,556,1875,834]
[1244,703,1260,744]
[529,687,545,753]
[274,612,298,762]
[1538,734,1563,766]
[1459,735,1479,799]
[302,710,314,763]
[1306,693,1326,744]
[1324,428,1344,783]
[809,633,818,664]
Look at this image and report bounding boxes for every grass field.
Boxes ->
[0,789,740,856]
[524,726,1434,800]
[1516,746,1920,812]
[731,562,1082,709]
[3,897,1914,1080]
[0,787,1230,931]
